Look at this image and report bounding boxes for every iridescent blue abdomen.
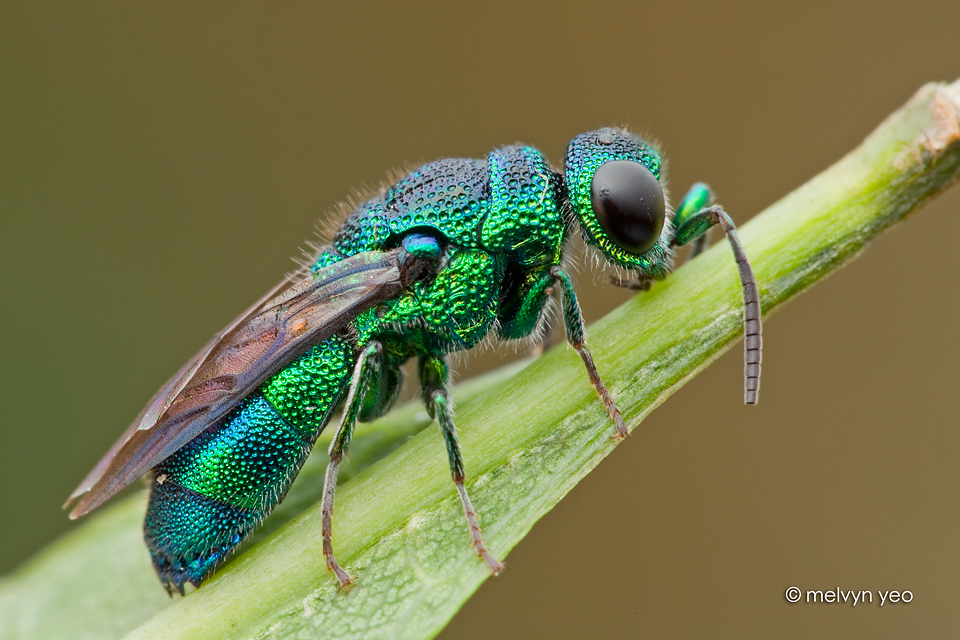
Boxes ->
[144,337,353,591]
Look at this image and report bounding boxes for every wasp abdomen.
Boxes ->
[144,337,354,593]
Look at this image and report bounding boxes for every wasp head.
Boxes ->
[564,128,672,279]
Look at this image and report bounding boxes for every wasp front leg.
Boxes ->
[420,355,504,574]
[321,340,385,588]
[549,266,628,439]
[608,273,653,291]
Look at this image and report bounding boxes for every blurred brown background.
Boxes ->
[2,2,959,638]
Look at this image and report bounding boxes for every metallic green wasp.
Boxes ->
[65,127,761,595]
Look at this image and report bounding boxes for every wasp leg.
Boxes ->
[549,266,628,439]
[673,203,762,404]
[686,229,711,261]
[420,356,504,574]
[321,340,384,588]
[608,273,653,291]
[529,286,560,358]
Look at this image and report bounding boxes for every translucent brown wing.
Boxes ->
[67,249,404,518]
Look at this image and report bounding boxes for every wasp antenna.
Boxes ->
[709,207,762,404]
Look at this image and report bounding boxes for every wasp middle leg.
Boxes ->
[420,355,504,574]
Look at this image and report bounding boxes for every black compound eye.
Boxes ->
[590,160,665,254]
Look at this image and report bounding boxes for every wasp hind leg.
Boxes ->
[321,340,385,588]
[420,355,504,574]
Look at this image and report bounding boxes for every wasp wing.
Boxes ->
[66,269,301,508]
[67,249,404,518]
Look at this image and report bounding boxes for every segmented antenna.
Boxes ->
[708,207,762,404]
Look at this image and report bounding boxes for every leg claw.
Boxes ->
[479,549,505,575]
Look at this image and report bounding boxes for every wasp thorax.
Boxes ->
[590,160,665,254]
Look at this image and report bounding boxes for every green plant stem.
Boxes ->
[2,80,959,640]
